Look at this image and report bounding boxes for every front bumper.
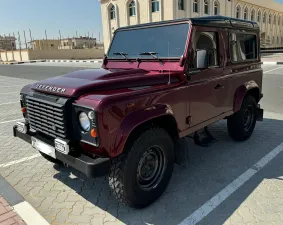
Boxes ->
[13,125,110,178]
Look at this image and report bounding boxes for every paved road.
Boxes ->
[0,62,101,80]
[0,64,283,225]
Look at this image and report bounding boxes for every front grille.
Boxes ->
[26,95,67,139]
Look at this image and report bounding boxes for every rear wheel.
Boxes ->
[227,95,257,141]
[109,127,174,208]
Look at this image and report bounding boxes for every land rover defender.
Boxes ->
[13,16,263,208]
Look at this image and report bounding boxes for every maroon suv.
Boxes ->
[13,16,263,208]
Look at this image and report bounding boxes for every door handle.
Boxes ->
[215,84,224,89]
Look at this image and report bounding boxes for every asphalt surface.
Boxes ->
[0,63,283,225]
[0,62,101,80]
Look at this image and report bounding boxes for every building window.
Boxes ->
[50,44,54,47]
[281,37,283,44]
[230,33,258,62]
[251,9,255,21]
[263,12,266,23]
[278,16,281,25]
[178,0,184,10]
[258,11,261,22]
[244,7,248,20]
[204,0,209,14]
[236,6,241,19]
[214,1,219,15]
[193,0,198,13]
[129,1,136,16]
[274,15,276,25]
[110,5,115,20]
[269,14,271,24]
[277,37,279,46]
[152,0,159,12]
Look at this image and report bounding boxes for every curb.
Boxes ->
[0,59,102,64]
[45,59,102,63]
[262,62,283,65]
[0,60,46,65]
[0,175,50,225]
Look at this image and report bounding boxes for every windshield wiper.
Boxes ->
[113,52,132,64]
[139,52,164,65]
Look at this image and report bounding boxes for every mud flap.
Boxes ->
[256,105,264,121]
[174,137,190,167]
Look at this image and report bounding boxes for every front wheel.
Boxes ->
[227,95,257,141]
[109,127,174,208]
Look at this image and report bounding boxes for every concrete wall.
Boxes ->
[0,50,29,62]
[28,49,104,60]
[0,49,104,61]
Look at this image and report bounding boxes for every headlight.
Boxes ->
[79,112,91,131]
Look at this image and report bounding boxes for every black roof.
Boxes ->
[116,16,259,31]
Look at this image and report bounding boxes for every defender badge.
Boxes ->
[35,84,66,93]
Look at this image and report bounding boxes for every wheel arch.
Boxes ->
[110,105,179,157]
[233,81,261,112]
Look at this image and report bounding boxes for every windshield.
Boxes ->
[108,23,190,59]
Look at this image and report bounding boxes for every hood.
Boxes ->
[30,68,179,98]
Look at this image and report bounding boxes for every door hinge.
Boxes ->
[186,116,191,125]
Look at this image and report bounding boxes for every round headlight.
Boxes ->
[79,112,90,131]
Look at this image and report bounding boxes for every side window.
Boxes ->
[229,32,257,62]
[190,31,219,68]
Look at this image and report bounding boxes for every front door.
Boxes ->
[186,27,229,127]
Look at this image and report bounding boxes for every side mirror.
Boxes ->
[196,49,209,69]
[179,55,185,67]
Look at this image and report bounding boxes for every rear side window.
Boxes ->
[230,33,258,62]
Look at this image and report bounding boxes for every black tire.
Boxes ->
[39,152,62,164]
[227,95,257,141]
[109,127,174,208]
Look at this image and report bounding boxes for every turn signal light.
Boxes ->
[21,107,27,113]
[90,128,98,138]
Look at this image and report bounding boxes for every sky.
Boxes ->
[0,0,103,42]
[1,0,283,44]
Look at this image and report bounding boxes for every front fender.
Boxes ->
[233,80,260,112]
[110,104,175,157]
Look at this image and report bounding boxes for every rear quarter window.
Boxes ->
[229,32,258,62]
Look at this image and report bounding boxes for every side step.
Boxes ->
[193,126,217,147]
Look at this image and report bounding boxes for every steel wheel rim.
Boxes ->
[137,145,166,190]
[243,105,254,131]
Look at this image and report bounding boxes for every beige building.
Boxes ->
[29,39,60,50]
[59,37,97,49]
[0,36,16,50]
[99,0,283,50]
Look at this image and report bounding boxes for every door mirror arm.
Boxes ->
[179,55,185,67]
